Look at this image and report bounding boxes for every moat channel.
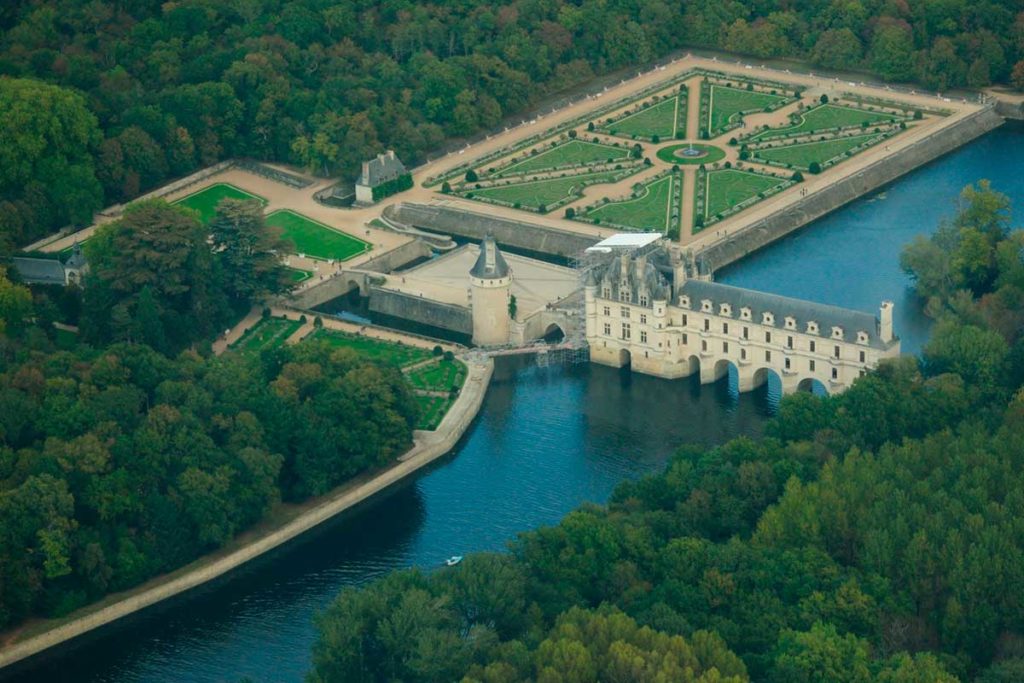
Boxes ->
[6,123,1024,683]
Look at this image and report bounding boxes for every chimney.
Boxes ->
[361,161,369,179]
[879,301,894,343]
[387,149,395,160]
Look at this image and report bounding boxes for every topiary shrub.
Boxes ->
[465,169,478,182]
[808,161,822,174]
[432,345,443,356]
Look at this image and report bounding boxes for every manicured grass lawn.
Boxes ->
[174,183,266,224]
[308,328,434,367]
[265,210,370,261]
[407,359,467,393]
[602,97,681,140]
[708,86,788,135]
[752,134,882,169]
[752,104,898,140]
[231,316,303,354]
[467,169,626,211]
[414,395,454,431]
[587,174,675,232]
[492,140,629,177]
[704,169,788,218]
[286,267,313,283]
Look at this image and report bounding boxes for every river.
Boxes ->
[6,122,1023,683]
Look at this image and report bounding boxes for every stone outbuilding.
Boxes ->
[11,243,88,286]
[355,150,409,205]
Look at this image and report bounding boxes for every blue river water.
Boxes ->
[6,122,1024,683]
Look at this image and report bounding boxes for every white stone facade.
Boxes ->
[585,252,900,395]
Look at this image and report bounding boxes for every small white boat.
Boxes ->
[444,555,463,567]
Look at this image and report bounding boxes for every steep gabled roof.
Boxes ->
[470,236,510,279]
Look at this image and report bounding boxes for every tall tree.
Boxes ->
[209,199,292,301]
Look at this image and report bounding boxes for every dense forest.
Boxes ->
[3,0,1024,250]
[306,182,1024,681]
[0,194,419,629]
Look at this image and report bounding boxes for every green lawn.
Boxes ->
[708,85,788,135]
[286,267,313,283]
[467,169,627,211]
[587,174,675,232]
[414,395,454,431]
[308,328,434,367]
[492,140,629,177]
[602,97,681,140]
[407,359,467,392]
[752,104,899,140]
[230,316,303,354]
[704,169,788,219]
[174,183,266,224]
[266,210,370,261]
[752,134,883,169]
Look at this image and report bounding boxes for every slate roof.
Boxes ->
[470,236,510,279]
[357,150,407,187]
[10,257,66,285]
[680,280,892,349]
[597,254,671,304]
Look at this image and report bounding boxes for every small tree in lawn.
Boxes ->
[565,207,575,219]
[568,129,578,139]
[820,93,829,104]
[808,161,822,174]
[587,121,595,132]
[651,134,660,144]
[441,181,452,194]
[792,171,804,182]
[465,169,478,182]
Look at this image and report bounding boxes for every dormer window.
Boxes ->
[602,287,611,299]
[679,295,691,308]
[701,300,712,313]
[831,326,844,339]
[857,331,869,344]
[807,321,819,335]
[619,288,630,303]
[762,312,775,325]
[639,294,649,307]
[720,303,732,317]
[740,307,751,320]
[784,316,796,330]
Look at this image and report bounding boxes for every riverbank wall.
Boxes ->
[368,287,473,335]
[385,203,599,258]
[696,107,1005,273]
[0,357,494,672]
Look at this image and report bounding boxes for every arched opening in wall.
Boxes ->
[685,355,702,395]
[346,280,361,303]
[798,377,829,397]
[618,348,632,369]
[714,358,739,403]
[543,323,565,343]
[753,367,783,414]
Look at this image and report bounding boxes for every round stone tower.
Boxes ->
[470,235,512,346]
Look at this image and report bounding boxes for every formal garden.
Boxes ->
[174,183,267,223]
[265,210,371,261]
[439,70,933,236]
[230,315,304,354]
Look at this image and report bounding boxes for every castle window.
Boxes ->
[640,295,649,307]
[723,322,729,335]
[602,287,611,299]
[704,319,710,331]
[810,360,816,371]
[701,300,712,312]
[679,295,691,308]
[832,367,839,380]
[810,340,816,353]
[720,303,732,316]
[640,330,648,343]
[682,314,688,326]
[857,331,869,344]
[765,331,772,344]
[621,323,631,340]
[740,307,751,320]
[743,326,749,339]
[603,306,610,316]
[784,316,796,330]
[640,314,648,324]
[741,348,747,361]
[603,323,611,335]
[766,350,772,362]
[621,306,630,319]
[859,350,866,363]
[701,340,708,352]
[832,326,844,339]
[834,345,841,359]
[785,358,791,370]
[723,341,729,353]
[807,321,819,334]
[682,334,688,344]
[763,312,774,325]
[787,335,793,349]
[619,289,630,303]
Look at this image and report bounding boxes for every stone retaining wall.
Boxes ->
[368,286,473,334]
[697,107,1005,273]
[0,358,493,672]
[385,203,599,257]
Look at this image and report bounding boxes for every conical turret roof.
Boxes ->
[470,235,510,279]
